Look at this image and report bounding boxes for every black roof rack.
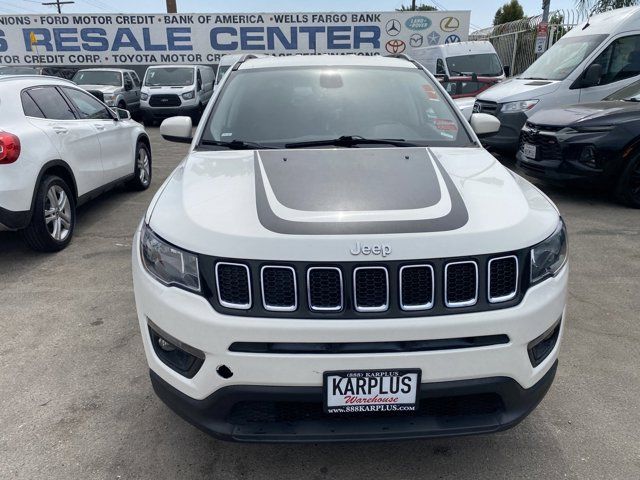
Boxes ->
[231,54,260,71]
[384,53,424,69]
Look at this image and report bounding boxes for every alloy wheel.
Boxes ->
[138,147,150,186]
[44,185,72,242]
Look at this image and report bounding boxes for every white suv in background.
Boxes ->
[133,55,568,442]
[0,75,151,252]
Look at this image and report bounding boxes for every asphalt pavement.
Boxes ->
[1,129,638,479]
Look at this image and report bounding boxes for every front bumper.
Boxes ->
[132,229,567,442]
[141,104,200,120]
[0,206,30,230]
[482,112,528,152]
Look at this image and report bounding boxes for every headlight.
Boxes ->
[140,224,201,292]
[501,99,539,113]
[531,219,568,284]
[140,92,149,101]
[182,90,195,100]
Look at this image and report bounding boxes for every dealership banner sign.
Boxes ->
[0,11,470,66]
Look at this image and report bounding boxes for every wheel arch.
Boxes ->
[30,160,78,214]
[137,133,152,159]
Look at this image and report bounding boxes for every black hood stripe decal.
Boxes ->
[254,149,468,235]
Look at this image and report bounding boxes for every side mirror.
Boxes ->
[580,63,603,88]
[503,65,511,77]
[160,116,193,143]
[114,107,131,120]
[470,113,501,138]
[125,82,133,91]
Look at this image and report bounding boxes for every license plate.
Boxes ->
[523,143,537,159]
[323,369,421,414]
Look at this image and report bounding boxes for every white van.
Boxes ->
[412,41,506,80]
[140,65,214,125]
[214,54,244,88]
[476,6,640,151]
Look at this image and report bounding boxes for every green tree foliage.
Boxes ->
[493,0,525,25]
[397,4,438,11]
[576,0,638,14]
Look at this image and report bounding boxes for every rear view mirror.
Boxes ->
[160,116,193,143]
[114,108,130,121]
[470,113,501,138]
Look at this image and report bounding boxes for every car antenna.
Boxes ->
[582,5,597,30]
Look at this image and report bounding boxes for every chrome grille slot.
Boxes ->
[400,265,434,311]
[307,267,343,312]
[488,256,518,303]
[353,267,389,313]
[261,266,297,312]
[215,262,251,310]
[445,261,478,308]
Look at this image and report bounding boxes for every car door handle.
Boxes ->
[52,126,68,135]
[93,124,105,131]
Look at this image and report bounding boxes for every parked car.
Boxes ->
[0,76,151,252]
[133,55,567,443]
[476,6,640,152]
[140,65,215,125]
[412,41,507,80]
[72,68,142,115]
[0,66,40,76]
[439,74,500,99]
[517,79,640,208]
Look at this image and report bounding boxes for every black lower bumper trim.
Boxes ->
[150,360,558,443]
[0,206,30,230]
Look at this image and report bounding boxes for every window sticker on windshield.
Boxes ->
[421,84,439,100]
[435,118,458,133]
[221,132,233,137]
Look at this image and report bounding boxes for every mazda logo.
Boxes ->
[385,19,401,36]
[409,33,423,48]
[386,39,406,54]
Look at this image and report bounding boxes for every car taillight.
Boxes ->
[0,132,21,164]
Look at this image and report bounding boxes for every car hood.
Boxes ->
[476,77,562,103]
[528,101,640,126]
[79,84,121,94]
[148,147,559,261]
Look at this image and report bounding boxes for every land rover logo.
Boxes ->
[350,242,392,257]
[405,15,432,31]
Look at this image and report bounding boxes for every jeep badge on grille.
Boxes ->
[350,242,392,257]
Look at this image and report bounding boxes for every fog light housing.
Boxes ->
[528,319,561,367]
[148,320,204,378]
[578,145,598,169]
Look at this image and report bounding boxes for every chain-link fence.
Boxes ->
[470,10,586,76]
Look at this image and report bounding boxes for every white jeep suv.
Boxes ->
[0,75,151,252]
[133,55,568,442]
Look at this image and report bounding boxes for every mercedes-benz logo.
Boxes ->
[386,19,401,36]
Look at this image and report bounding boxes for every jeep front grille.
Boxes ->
[307,267,343,312]
[353,267,389,312]
[206,253,524,319]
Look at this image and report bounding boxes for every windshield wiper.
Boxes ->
[284,136,417,149]
[199,139,273,150]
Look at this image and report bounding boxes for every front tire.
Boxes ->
[126,141,152,191]
[615,153,640,208]
[23,175,76,252]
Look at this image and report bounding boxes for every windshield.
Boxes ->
[144,67,194,86]
[605,79,640,101]
[0,66,38,75]
[200,66,472,148]
[446,53,503,77]
[217,65,231,82]
[520,34,608,81]
[73,70,122,86]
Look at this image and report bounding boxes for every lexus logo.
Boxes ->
[386,39,406,54]
[385,19,401,36]
[440,16,460,32]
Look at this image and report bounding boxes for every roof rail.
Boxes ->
[231,54,260,71]
[384,53,423,70]
[0,74,75,85]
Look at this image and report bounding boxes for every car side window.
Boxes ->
[590,35,640,86]
[61,87,113,120]
[26,87,76,120]
[21,91,45,118]
[436,59,446,76]
[131,72,141,87]
[197,70,203,90]
[124,73,134,90]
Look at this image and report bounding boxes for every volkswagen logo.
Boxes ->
[385,19,401,36]
[440,16,460,32]
[409,33,424,48]
[445,34,461,44]
[386,39,406,54]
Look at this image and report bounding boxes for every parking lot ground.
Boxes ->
[1,128,639,479]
